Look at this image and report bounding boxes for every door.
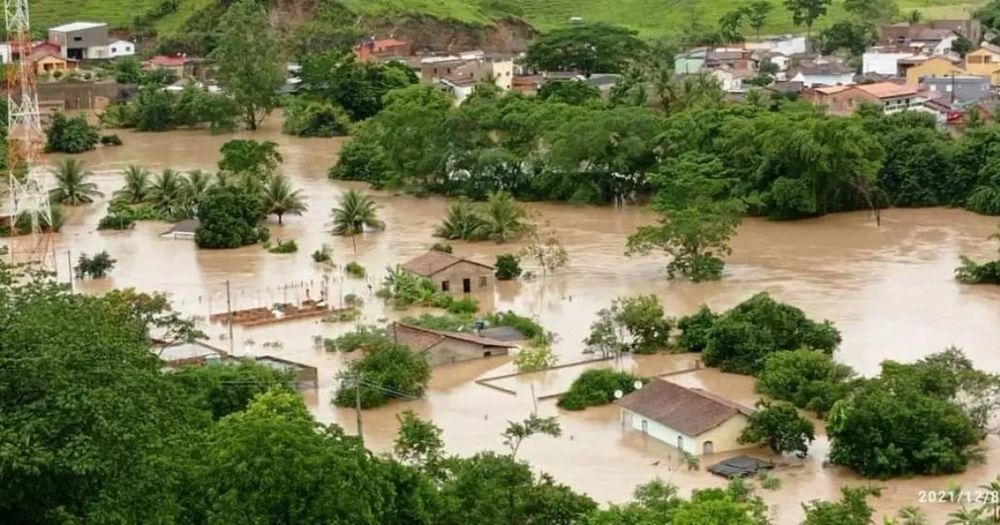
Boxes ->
[703,441,714,455]
[676,436,684,452]
[462,278,471,293]
[640,420,648,434]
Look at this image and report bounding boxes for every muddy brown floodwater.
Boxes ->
[18,118,1000,523]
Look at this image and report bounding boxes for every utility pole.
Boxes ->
[66,249,72,292]
[950,72,956,105]
[354,373,364,444]
[225,280,234,356]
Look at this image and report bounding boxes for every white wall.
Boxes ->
[490,59,513,90]
[746,36,807,56]
[624,408,698,455]
[108,40,135,58]
[862,52,913,75]
[792,71,855,87]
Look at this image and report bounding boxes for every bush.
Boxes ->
[676,305,718,352]
[97,213,136,230]
[558,369,644,411]
[170,360,294,420]
[482,310,549,343]
[268,239,298,254]
[311,244,332,263]
[45,113,100,153]
[74,251,116,279]
[702,293,842,375]
[430,242,453,253]
[514,345,558,372]
[325,326,388,352]
[494,253,522,280]
[328,140,388,186]
[282,98,351,137]
[333,334,431,409]
[445,296,479,315]
[100,134,123,146]
[345,261,366,278]
[955,255,1000,284]
[738,401,816,457]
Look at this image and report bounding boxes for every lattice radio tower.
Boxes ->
[3,0,54,268]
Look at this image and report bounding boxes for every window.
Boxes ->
[479,276,488,288]
[111,47,117,53]
[441,280,450,292]
[73,36,82,42]
[703,441,714,454]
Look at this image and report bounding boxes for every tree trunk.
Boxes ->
[277,213,283,225]
[351,235,357,255]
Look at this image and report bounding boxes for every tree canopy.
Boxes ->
[524,23,646,76]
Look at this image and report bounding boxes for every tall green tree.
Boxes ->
[524,23,646,76]
[148,169,187,220]
[783,0,833,43]
[212,0,285,130]
[745,1,773,37]
[49,159,102,205]
[44,113,99,154]
[330,190,384,253]
[195,185,262,249]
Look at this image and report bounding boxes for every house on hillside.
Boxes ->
[390,322,516,366]
[862,46,923,76]
[145,54,188,78]
[27,49,77,76]
[355,37,412,62]
[803,82,924,115]
[402,250,494,295]
[106,39,136,58]
[616,378,756,456]
[421,52,514,103]
[964,44,1000,85]
[903,55,965,85]
[788,59,854,87]
[48,22,109,60]
[878,20,980,50]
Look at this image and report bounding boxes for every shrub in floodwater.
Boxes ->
[430,242,453,253]
[268,239,298,254]
[558,369,645,411]
[494,253,522,280]
[312,244,332,263]
[74,251,116,279]
[345,261,366,278]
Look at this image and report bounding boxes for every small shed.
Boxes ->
[707,455,775,479]
[156,340,229,367]
[401,250,494,295]
[161,219,199,240]
[256,355,319,389]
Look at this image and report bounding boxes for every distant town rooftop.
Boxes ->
[49,22,107,32]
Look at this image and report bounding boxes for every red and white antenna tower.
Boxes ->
[3,0,54,268]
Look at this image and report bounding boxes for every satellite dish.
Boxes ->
[614,389,624,399]
[633,380,643,390]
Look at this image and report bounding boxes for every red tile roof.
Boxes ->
[148,54,185,66]
[401,250,493,277]
[855,82,919,99]
[391,322,518,353]
[616,378,755,437]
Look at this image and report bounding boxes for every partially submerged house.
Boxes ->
[161,219,199,240]
[616,378,755,456]
[402,250,494,294]
[390,322,517,366]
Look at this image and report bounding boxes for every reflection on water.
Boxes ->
[15,120,1000,523]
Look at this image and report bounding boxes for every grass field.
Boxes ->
[27,0,987,39]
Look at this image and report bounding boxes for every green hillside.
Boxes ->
[28,0,984,38]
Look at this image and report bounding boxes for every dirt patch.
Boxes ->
[360,15,537,53]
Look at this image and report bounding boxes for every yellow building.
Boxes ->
[26,49,77,77]
[616,378,755,456]
[904,56,966,85]
[964,44,1000,85]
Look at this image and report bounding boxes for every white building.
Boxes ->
[790,60,855,87]
[862,48,922,75]
[106,39,135,58]
[745,35,807,56]
[615,378,756,456]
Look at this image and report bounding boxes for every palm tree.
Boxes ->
[112,165,150,203]
[262,174,307,225]
[482,191,531,243]
[330,189,383,253]
[49,159,101,205]
[147,169,186,220]
[946,505,991,525]
[434,201,486,240]
[177,169,214,219]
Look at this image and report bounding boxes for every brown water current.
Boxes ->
[18,119,1000,523]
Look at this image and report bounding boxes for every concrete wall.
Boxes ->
[37,81,125,110]
[623,408,751,456]
[424,339,509,366]
[431,260,493,295]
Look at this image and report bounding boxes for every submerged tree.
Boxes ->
[261,174,307,225]
[627,169,745,281]
[520,232,569,277]
[329,189,383,254]
[49,159,102,205]
[737,400,816,457]
[113,165,152,204]
[74,251,117,279]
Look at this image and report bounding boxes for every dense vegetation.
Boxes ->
[101,84,238,133]
[584,294,673,355]
[955,228,1000,285]
[557,368,645,410]
[45,113,100,154]
[333,328,431,409]
[737,400,816,457]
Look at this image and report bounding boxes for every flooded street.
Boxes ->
[20,120,1000,523]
